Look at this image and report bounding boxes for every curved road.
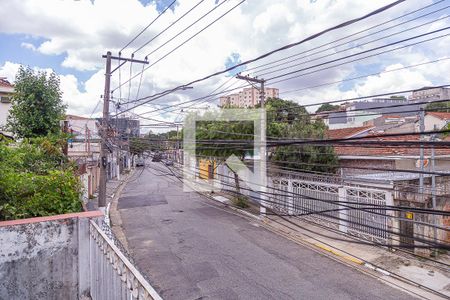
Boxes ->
[117,162,414,300]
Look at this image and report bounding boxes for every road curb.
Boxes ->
[108,169,136,253]
[313,242,365,265]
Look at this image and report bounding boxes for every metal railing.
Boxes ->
[89,220,162,300]
[267,174,394,244]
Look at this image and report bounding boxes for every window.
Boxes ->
[0,96,11,103]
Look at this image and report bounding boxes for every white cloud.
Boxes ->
[0,0,446,122]
[20,42,37,51]
[0,62,20,82]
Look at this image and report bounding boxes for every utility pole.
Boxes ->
[98,52,149,208]
[431,126,438,257]
[62,120,69,156]
[236,74,267,216]
[418,107,425,201]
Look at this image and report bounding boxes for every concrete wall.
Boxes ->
[0,211,102,300]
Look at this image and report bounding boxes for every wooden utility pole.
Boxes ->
[98,52,148,208]
[62,120,69,156]
[98,51,112,208]
[236,74,267,216]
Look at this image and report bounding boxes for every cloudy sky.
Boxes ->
[0,0,449,128]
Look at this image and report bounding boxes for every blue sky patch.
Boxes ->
[0,33,95,91]
[140,0,179,12]
[339,63,383,91]
[225,52,246,77]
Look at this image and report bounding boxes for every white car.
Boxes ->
[135,156,145,167]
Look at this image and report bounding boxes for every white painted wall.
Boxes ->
[0,102,11,129]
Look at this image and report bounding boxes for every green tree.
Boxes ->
[316,103,339,113]
[0,137,82,220]
[194,98,337,194]
[7,66,66,138]
[194,111,254,194]
[426,101,450,113]
[265,98,337,173]
[390,95,406,100]
[130,137,150,156]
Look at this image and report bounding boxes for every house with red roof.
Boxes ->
[328,126,450,245]
[327,126,450,180]
[424,111,450,131]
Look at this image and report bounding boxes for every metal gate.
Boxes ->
[270,178,341,230]
[344,187,391,244]
[269,175,393,244]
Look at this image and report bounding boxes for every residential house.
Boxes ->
[199,159,217,180]
[65,115,132,199]
[0,78,14,131]
[363,115,418,135]
[322,98,422,129]
[424,112,450,131]
[328,127,450,246]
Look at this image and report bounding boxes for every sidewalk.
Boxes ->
[209,193,450,299]
[86,170,135,211]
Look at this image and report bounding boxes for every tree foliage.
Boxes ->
[389,95,406,100]
[316,103,339,113]
[194,98,338,176]
[130,137,150,155]
[265,98,337,173]
[0,137,82,220]
[7,66,66,139]
[426,101,450,113]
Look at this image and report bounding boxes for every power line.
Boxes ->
[166,162,450,249]
[114,0,406,114]
[132,59,449,119]
[280,58,450,96]
[246,1,448,73]
[255,15,449,78]
[119,0,177,53]
[112,0,235,94]
[267,28,450,82]
[132,0,206,55]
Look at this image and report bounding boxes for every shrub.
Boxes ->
[232,195,249,208]
[0,137,82,220]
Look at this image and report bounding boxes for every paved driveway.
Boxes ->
[117,163,413,300]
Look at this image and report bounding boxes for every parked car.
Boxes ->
[152,153,162,162]
[135,156,145,167]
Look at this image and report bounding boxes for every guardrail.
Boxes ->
[89,220,162,300]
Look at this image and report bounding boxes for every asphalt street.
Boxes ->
[117,162,414,300]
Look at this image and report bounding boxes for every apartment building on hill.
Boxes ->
[219,87,279,108]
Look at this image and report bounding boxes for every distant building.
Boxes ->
[65,115,101,200]
[106,117,140,139]
[219,87,279,108]
[409,87,450,103]
[424,111,450,131]
[362,115,418,134]
[322,97,421,129]
[0,78,14,130]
